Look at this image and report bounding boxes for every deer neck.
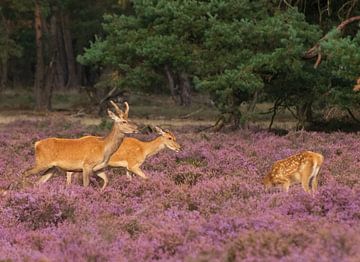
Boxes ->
[144,137,165,158]
[102,123,125,162]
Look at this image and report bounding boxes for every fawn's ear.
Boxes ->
[154,126,165,135]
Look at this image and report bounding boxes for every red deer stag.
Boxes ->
[67,126,181,188]
[24,101,137,188]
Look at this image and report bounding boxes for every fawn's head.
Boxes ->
[107,101,138,134]
[154,126,181,152]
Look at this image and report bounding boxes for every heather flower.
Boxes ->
[0,119,359,261]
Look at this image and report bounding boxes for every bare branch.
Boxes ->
[303,16,360,67]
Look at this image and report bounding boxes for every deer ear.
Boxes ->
[107,109,120,122]
[154,126,165,135]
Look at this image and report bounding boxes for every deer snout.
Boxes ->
[174,144,181,152]
[132,128,139,134]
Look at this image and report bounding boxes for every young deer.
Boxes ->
[24,101,138,188]
[263,151,324,193]
[67,126,181,186]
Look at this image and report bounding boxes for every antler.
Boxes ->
[124,102,129,119]
[153,126,165,135]
[107,109,120,122]
[109,100,124,117]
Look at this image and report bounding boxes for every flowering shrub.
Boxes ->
[0,119,360,261]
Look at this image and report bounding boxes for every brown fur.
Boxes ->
[263,151,324,193]
[67,128,181,187]
[24,102,137,188]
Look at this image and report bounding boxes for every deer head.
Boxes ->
[107,101,137,133]
[153,126,181,152]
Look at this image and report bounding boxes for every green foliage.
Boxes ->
[321,30,360,80]
[0,2,27,63]
[55,0,360,126]
[196,6,322,126]
[81,1,352,127]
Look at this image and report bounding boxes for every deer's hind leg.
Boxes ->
[23,164,53,177]
[299,162,314,193]
[96,172,109,190]
[301,172,311,193]
[37,167,66,185]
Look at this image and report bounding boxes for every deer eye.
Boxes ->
[122,120,127,124]
[168,137,172,140]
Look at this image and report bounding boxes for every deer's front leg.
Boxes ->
[126,170,133,180]
[282,180,291,192]
[66,172,73,185]
[128,166,148,179]
[82,165,93,187]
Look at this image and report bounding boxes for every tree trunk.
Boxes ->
[61,12,78,88]
[164,65,179,104]
[34,0,47,110]
[0,13,8,89]
[179,72,192,106]
[0,54,8,88]
[296,102,312,130]
[55,12,66,88]
[247,91,258,112]
[34,0,57,111]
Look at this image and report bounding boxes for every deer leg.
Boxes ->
[282,180,291,192]
[93,162,109,172]
[311,166,321,194]
[96,171,109,190]
[128,166,148,180]
[126,170,133,180]
[301,174,311,193]
[23,165,52,177]
[82,165,93,187]
[66,172,73,185]
[312,177,318,192]
[37,172,54,185]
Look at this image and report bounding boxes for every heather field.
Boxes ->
[1,119,360,261]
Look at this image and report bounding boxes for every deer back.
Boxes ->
[34,136,105,170]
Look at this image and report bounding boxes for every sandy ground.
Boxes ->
[0,110,215,127]
[0,110,299,130]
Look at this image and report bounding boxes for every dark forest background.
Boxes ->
[0,0,359,130]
